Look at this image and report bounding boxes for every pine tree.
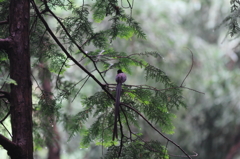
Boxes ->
[0,0,191,158]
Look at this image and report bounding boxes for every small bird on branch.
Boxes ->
[113,69,127,141]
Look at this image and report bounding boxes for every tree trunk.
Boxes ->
[8,0,33,158]
[39,64,61,159]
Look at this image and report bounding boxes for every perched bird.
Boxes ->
[113,69,127,141]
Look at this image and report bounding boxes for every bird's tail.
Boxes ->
[113,83,122,141]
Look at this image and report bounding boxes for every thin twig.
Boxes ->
[120,106,132,140]
[165,140,169,157]
[0,110,10,124]
[181,48,194,87]
[169,151,198,158]
[0,109,12,137]
[0,122,12,138]
[31,73,42,92]
[56,57,68,89]
[71,75,90,102]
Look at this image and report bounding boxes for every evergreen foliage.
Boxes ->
[220,0,240,36]
[103,140,168,159]
[0,0,190,158]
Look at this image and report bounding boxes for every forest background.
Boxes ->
[0,0,239,159]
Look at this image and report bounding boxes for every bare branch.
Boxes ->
[0,134,19,153]
[71,75,90,102]
[0,99,12,137]
[0,20,8,25]
[170,151,198,158]
[0,110,10,124]
[181,48,194,87]
[1,122,12,138]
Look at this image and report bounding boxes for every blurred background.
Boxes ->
[1,0,240,158]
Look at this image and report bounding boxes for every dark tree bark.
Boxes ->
[5,0,33,158]
[46,124,61,159]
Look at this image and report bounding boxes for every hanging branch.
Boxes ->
[180,48,194,87]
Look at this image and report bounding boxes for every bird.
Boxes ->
[113,69,127,141]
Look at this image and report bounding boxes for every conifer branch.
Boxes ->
[108,84,205,94]
[105,49,204,95]
[31,0,115,101]
[122,103,192,159]
[131,133,166,156]
[41,0,108,85]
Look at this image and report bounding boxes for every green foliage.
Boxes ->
[92,0,146,40]
[59,5,94,48]
[33,123,45,151]
[72,62,183,156]
[103,140,169,159]
[145,65,173,88]
[0,51,7,62]
[29,16,70,74]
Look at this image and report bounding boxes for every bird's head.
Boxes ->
[117,69,123,74]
